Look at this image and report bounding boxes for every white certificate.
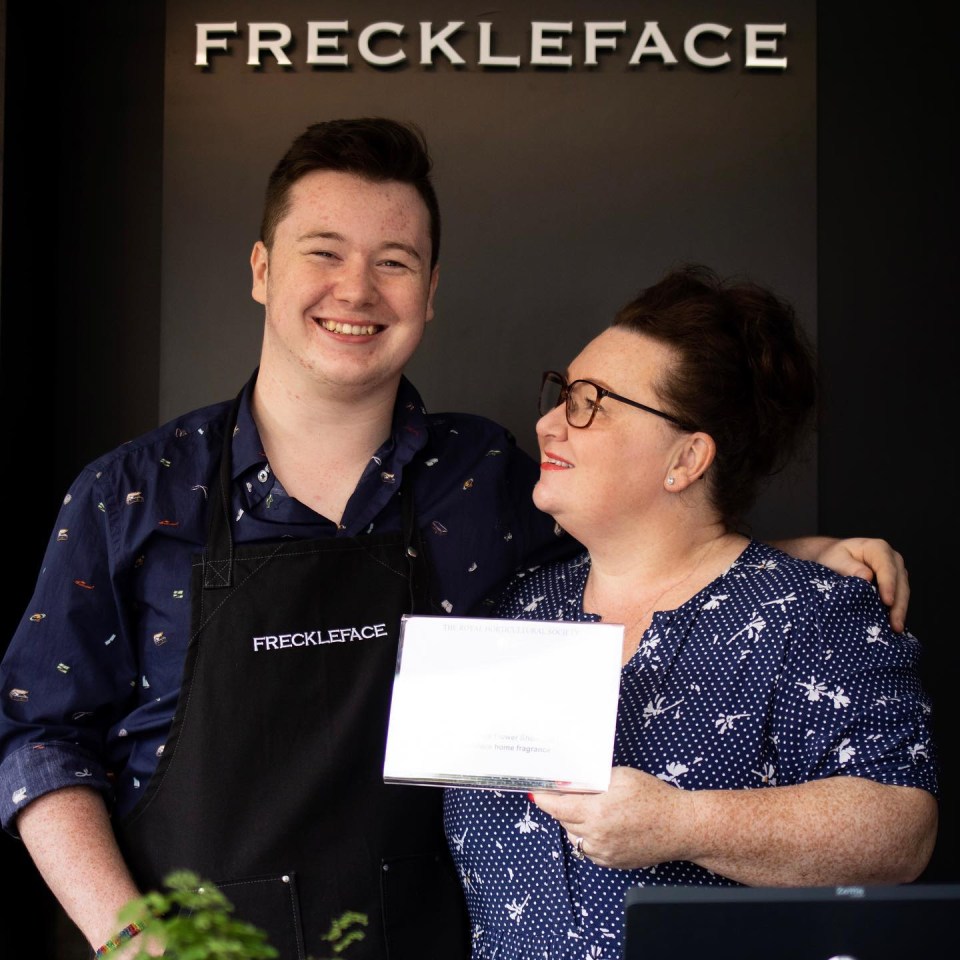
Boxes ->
[383,614,623,793]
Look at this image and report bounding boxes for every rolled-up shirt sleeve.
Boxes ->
[0,465,136,834]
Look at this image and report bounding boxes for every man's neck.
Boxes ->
[250,365,400,524]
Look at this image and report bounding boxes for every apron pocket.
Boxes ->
[214,872,305,960]
[380,852,470,959]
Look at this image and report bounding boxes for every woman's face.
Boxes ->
[533,327,684,543]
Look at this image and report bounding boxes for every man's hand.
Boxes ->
[773,536,909,631]
[811,537,909,632]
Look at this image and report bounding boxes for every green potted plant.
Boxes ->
[114,871,366,959]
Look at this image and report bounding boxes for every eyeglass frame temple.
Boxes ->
[539,370,697,432]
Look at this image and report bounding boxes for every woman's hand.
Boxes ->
[531,766,695,870]
[534,771,936,885]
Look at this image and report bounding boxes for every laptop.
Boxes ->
[623,883,960,959]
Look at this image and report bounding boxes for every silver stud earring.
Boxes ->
[666,477,676,486]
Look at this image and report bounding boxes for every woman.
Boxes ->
[443,265,938,959]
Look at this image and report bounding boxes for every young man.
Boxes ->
[0,119,908,959]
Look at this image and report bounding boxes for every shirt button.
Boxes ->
[257,469,269,483]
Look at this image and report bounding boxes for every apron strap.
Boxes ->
[201,388,428,609]
[202,389,243,588]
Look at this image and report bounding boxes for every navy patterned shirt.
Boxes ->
[0,374,572,832]
[443,540,938,960]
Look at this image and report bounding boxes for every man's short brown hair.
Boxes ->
[260,117,441,268]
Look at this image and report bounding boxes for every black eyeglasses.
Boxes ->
[538,370,697,431]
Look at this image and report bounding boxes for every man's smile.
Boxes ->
[318,318,382,336]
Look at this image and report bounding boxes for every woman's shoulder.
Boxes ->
[728,540,880,602]
[723,540,916,653]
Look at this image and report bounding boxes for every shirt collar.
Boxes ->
[231,371,268,480]
[340,376,430,532]
[384,375,431,465]
[229,371,432,530]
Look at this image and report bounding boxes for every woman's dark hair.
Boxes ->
[612,264,816,526]
[260,117,441,268]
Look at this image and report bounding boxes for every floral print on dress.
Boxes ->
[444,540,937,960]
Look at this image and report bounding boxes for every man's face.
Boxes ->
[251,170,438,399]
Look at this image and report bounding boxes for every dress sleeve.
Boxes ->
[0,465,135,834]
[771,572,938,795]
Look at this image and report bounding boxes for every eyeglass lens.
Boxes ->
[539,374,599,427]
[539,374,565,418]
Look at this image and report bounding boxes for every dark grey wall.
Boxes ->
[161,0,817,538]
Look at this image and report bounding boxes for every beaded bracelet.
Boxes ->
[93,920,146,957]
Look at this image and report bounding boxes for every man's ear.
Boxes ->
[665,432,716,491]
[425,263,440,323]
[251,241,269,305]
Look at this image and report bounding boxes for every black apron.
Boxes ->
[118,397,469,959]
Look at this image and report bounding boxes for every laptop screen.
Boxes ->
[623,883,960,959]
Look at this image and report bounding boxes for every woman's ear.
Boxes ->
[664,432,716,491]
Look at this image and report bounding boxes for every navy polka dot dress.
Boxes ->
[443,540,938,959]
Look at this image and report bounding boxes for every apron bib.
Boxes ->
[118,397,468,959]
